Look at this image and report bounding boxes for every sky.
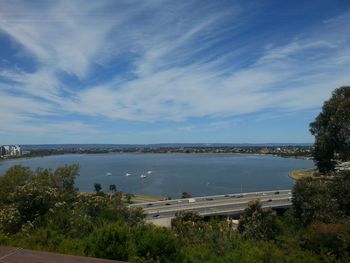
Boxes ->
[0,0,349,145]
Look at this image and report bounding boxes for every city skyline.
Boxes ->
[0,0,350,144]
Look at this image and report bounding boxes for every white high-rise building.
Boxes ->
[0,146,5,156]
[0,145,22,157]
[3,146,10,155]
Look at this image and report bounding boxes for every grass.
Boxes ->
[288,168,318,180]
[79,192,166,203]
[129,193,167,203]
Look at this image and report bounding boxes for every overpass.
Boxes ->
[129,189,293,226]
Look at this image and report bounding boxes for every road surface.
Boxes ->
[129,190,292,220]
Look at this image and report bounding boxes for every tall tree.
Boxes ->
[310,86,350,173]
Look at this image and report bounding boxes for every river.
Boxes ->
[0,153,314,198]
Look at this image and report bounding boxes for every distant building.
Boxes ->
[0,146,5,156]
[3,146,10,155]
[0,145,22,157]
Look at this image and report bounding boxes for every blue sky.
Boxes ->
[0,0,349,144]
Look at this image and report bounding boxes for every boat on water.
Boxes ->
[140,174,147,179]
[147,170,152,174]
[125,173,131,177]
[106,172,112,176]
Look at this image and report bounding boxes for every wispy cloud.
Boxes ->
[0,1,349,143]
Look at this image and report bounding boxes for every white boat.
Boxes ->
[147,170,152,174]
[106,172,112,176]
[125,173,131,177]
[140,174,147,179]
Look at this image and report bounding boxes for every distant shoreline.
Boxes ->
[1,145,313,162]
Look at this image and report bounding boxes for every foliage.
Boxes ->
[0,164,79,234]
[292,174,350,226]
[109,184,117,192]
[181,192,192,198]
[0,165,32,204]
[309,86,350,173]
[332,171,350,216]
[132,224,181,263]
[1,164,350,262]
[238,200,281,241]
[84,222,130,261]
[94,183,102,194]
[125,193,134,204]
[172,211,202,225]
[304,222,350,260]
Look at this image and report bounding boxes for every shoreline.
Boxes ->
[1,151,313,162]
[288,168,317,180]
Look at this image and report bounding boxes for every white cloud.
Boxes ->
[0,0,124,78]
[0,0,349,143]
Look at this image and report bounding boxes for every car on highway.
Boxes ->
[165,203,172,206]
[267,199,272,202]
[274,191,280,195]
[153,214,160,218]
[206,198,214,201]
[146,203,153,207]
[224,194,230,197]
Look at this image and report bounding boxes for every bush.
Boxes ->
[304,222,350,260]
[84,222,130,261]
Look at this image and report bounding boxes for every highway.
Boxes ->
[129,190,293,220]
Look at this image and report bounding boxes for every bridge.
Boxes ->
[129,189,293,227]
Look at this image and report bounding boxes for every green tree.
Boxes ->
[53,164,79,195]
[125,193,134,204]
[84,222,130,261]
[309,86,350,173]
[94,183,102,194]
[181,192,191,198]
[172,211,201,225]
[126,207,146,227]
[0,164,80,234]
[171,211,204,244]
[132,224,181,263]
[238,200,281,241]
[0,165,32,205]
[109,184,117,193]
[304,222,350,260]
[332,171,350,216]
[292,178,342,225]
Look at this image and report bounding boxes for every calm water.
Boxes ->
[0,153,314,197]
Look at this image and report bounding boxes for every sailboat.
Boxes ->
[106,172,112,176]
[140,174,147,179]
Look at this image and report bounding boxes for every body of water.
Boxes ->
[0,153,314,198]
